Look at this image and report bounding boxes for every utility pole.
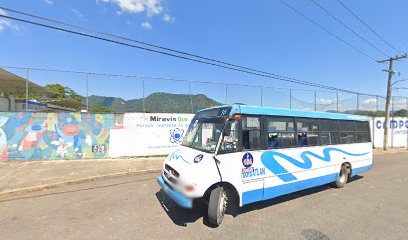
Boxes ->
[377,54,407,150]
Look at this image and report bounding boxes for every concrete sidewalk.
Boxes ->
[0,148,407,197]
[0,157,165,196]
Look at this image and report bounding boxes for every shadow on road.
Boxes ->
[156,175,364,228]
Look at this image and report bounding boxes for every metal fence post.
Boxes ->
[86,73,89,112]
[225,84,228,104]
[289,89,292,109]
[356,94,360,112]
[142,79,145,112]
[376,95,379,112]
[25,68,30,111]
[314,91,317,111]
[188,81,194,113]
[336,92,339,113]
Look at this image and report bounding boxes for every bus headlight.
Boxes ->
[184,184,195,192]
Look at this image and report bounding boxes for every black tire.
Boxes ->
[334,165,349,188]
[208,187,227,226]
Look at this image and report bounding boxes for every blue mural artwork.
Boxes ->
[0,112,114,161]
[261,147,369,182]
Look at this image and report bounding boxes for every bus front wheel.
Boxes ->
[334,165,349,188]
[208,186,227,226]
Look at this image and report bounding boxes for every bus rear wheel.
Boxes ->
[208,186,227,226]
[334,165,349,188]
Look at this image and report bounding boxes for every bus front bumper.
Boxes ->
[157,176,193,209]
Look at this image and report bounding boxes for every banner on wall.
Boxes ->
[371,117,408,148]
[109,113,195,157]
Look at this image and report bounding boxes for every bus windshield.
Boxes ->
[182,117,226,153]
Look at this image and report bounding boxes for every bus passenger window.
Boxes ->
[296,118,320,146]
[266,117,295,149]
[320,119,339,145]
[242,116,261,150]
[267,133,279,148]
[297,133,308,146]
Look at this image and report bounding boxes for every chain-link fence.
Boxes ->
[1,66,407,116]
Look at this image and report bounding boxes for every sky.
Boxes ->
[0,0,408,111]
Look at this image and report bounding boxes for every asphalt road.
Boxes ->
[1,152,407,240]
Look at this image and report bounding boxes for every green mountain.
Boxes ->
[88,92,222,113]
[0,68,55,98]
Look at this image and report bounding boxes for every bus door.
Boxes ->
[217,115,266,205]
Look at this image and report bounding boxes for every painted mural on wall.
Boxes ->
[0,112,114,161]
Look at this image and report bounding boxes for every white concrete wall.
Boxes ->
[371,117,408,148]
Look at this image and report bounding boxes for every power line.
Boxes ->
[335,0,403,55]
[0,5,341,92]
[0,13,373,96]
[278,0,377,62]
[309,0,389,58]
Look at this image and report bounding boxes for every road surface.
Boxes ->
[1,152,407,240]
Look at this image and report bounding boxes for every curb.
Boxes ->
[0,169,161,198]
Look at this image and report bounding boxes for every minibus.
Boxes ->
[157,105,373,226]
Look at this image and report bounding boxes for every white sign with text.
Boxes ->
[109,113,194,157]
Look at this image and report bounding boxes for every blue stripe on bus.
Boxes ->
[157,176,193,208]
[199,104,368,121]
[242,165,372,205]
[351,165,372,177]
[234,105,369,121]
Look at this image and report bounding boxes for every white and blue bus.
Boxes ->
[157,105,373,226]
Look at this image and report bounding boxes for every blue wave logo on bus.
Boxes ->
[261,147,369,182]
[168,149,190,164]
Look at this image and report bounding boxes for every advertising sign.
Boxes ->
[109,113,194,157]
[371,117,408,148]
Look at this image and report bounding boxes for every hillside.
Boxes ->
[0,68,55,97]
[88,92,222,113]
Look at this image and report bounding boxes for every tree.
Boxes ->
[355,111,385,117]
[45,84,84,102]
[393,109,408,117]
[89,104,114,113]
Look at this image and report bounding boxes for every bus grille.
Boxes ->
[163,164,179,184]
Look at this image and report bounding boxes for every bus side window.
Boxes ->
[296,118,319,146]
[339,120,355,144]
[242,116,261,150]
[266,117,295,149]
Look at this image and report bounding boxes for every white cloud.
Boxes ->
[96,0,110,4]
[103,0,164,16]
[71,8,85,20]
[141,21,152,30]
[317,98,337,105]
[0,9,18,32]
[44,0,54,5]
[163,13,174,23]
[362,98,377,105]
[99,0,174,29]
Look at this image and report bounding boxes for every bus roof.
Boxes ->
[201,105,369,121]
